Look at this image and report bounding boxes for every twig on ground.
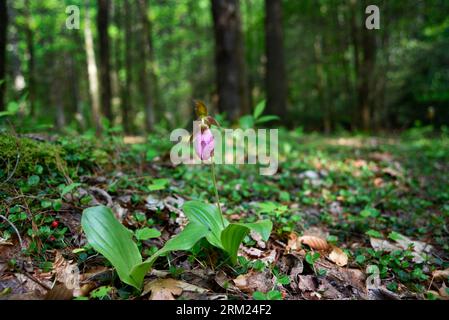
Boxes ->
[0,214,24,250]
[0,153,20,186]
[20,270,52,291]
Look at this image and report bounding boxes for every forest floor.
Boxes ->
[0,129,448,300]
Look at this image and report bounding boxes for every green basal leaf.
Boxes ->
[81,201,273,289]
[154,223,210,256]
[240,220,273,241]
[221,224,250,264]
[183,200,227,248]
[81,206,143,289]
[137,222,210,275]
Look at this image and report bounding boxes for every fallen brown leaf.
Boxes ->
[286,232,299,252]
[260,249,277,264]
[215,271,240,293]
[241,246,264,258]
[432,269,449,280]
[233,270,274,294]
[373,177,384,187]
[298,235,329,251]
[143,278,207,300]
[328,246,348,267]
[296,275,317,292]
[439,282,449,299]
[318,278,343,299]
[44,284,73,300]
[52,252,80,295]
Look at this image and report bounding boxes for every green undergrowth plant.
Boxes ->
[81,101,273,290]
[81,202,272,290]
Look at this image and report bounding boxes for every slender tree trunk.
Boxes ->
[0,0,8,111]
[265,0,287,120]
[24,0,35,116]
[71,31,87,131]
[375,7,390,131]
[314,35,331,134]
[54,59,66,130]
[350,0,360,128]
[122,0,133,133]
[8,3,25,97]
[111,1,120,118]
[211,0,249,122]
[140,0,160,118]
[137,0,156,131]
[84,0,102,134]
[359,25,376,132]
[243,0,255,111]
[97,0,113,122]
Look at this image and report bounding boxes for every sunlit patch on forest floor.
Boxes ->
[0,130,448,300]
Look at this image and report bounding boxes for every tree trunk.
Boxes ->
[0,0,8,111]
[359,25,376,132]
[54,59,66,130]
[69,32,85,131]
[84,0,102,134]
[352,0,377,132]
[97,0,113,122]
[211,0,249,122]
[137,0,156,132]
[264,0,287,120]
[121,0,133,133]
[350,0,360,128]
[24,0,35,116]
[314,35,331,134]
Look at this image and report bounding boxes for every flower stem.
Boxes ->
[211,161,225,228]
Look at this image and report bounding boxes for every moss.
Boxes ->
[0,134,68,177]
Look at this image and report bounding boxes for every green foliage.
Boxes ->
[305,252,320,266]
[239,100,279,129]
[147,200,272,266]
[90,286,113,300]
[81,202,272,289]
[60,183,82,197]
[147,178,169,191]
[135,227,161,241]
[81,206,145,289]
[2,127,448,300]
[0,134,67,176]
[253,290,282,300]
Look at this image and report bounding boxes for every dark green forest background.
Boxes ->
[0,0,448,134]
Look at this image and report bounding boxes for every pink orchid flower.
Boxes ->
[194,127,215,161]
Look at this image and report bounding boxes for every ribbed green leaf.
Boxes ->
[81,206,143,289]
[253,100,266,119]
[255,115,280,124]
[221,224,250,264]
[183,200,228,248]
[136,222,210,276]
[240,220,273,241]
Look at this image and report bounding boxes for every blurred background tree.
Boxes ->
[0,0,448,134]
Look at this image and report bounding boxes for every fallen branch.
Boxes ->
[0,214,24,250]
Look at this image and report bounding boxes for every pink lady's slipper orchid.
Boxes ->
[191,100,219,161]
[194,127,215,161]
